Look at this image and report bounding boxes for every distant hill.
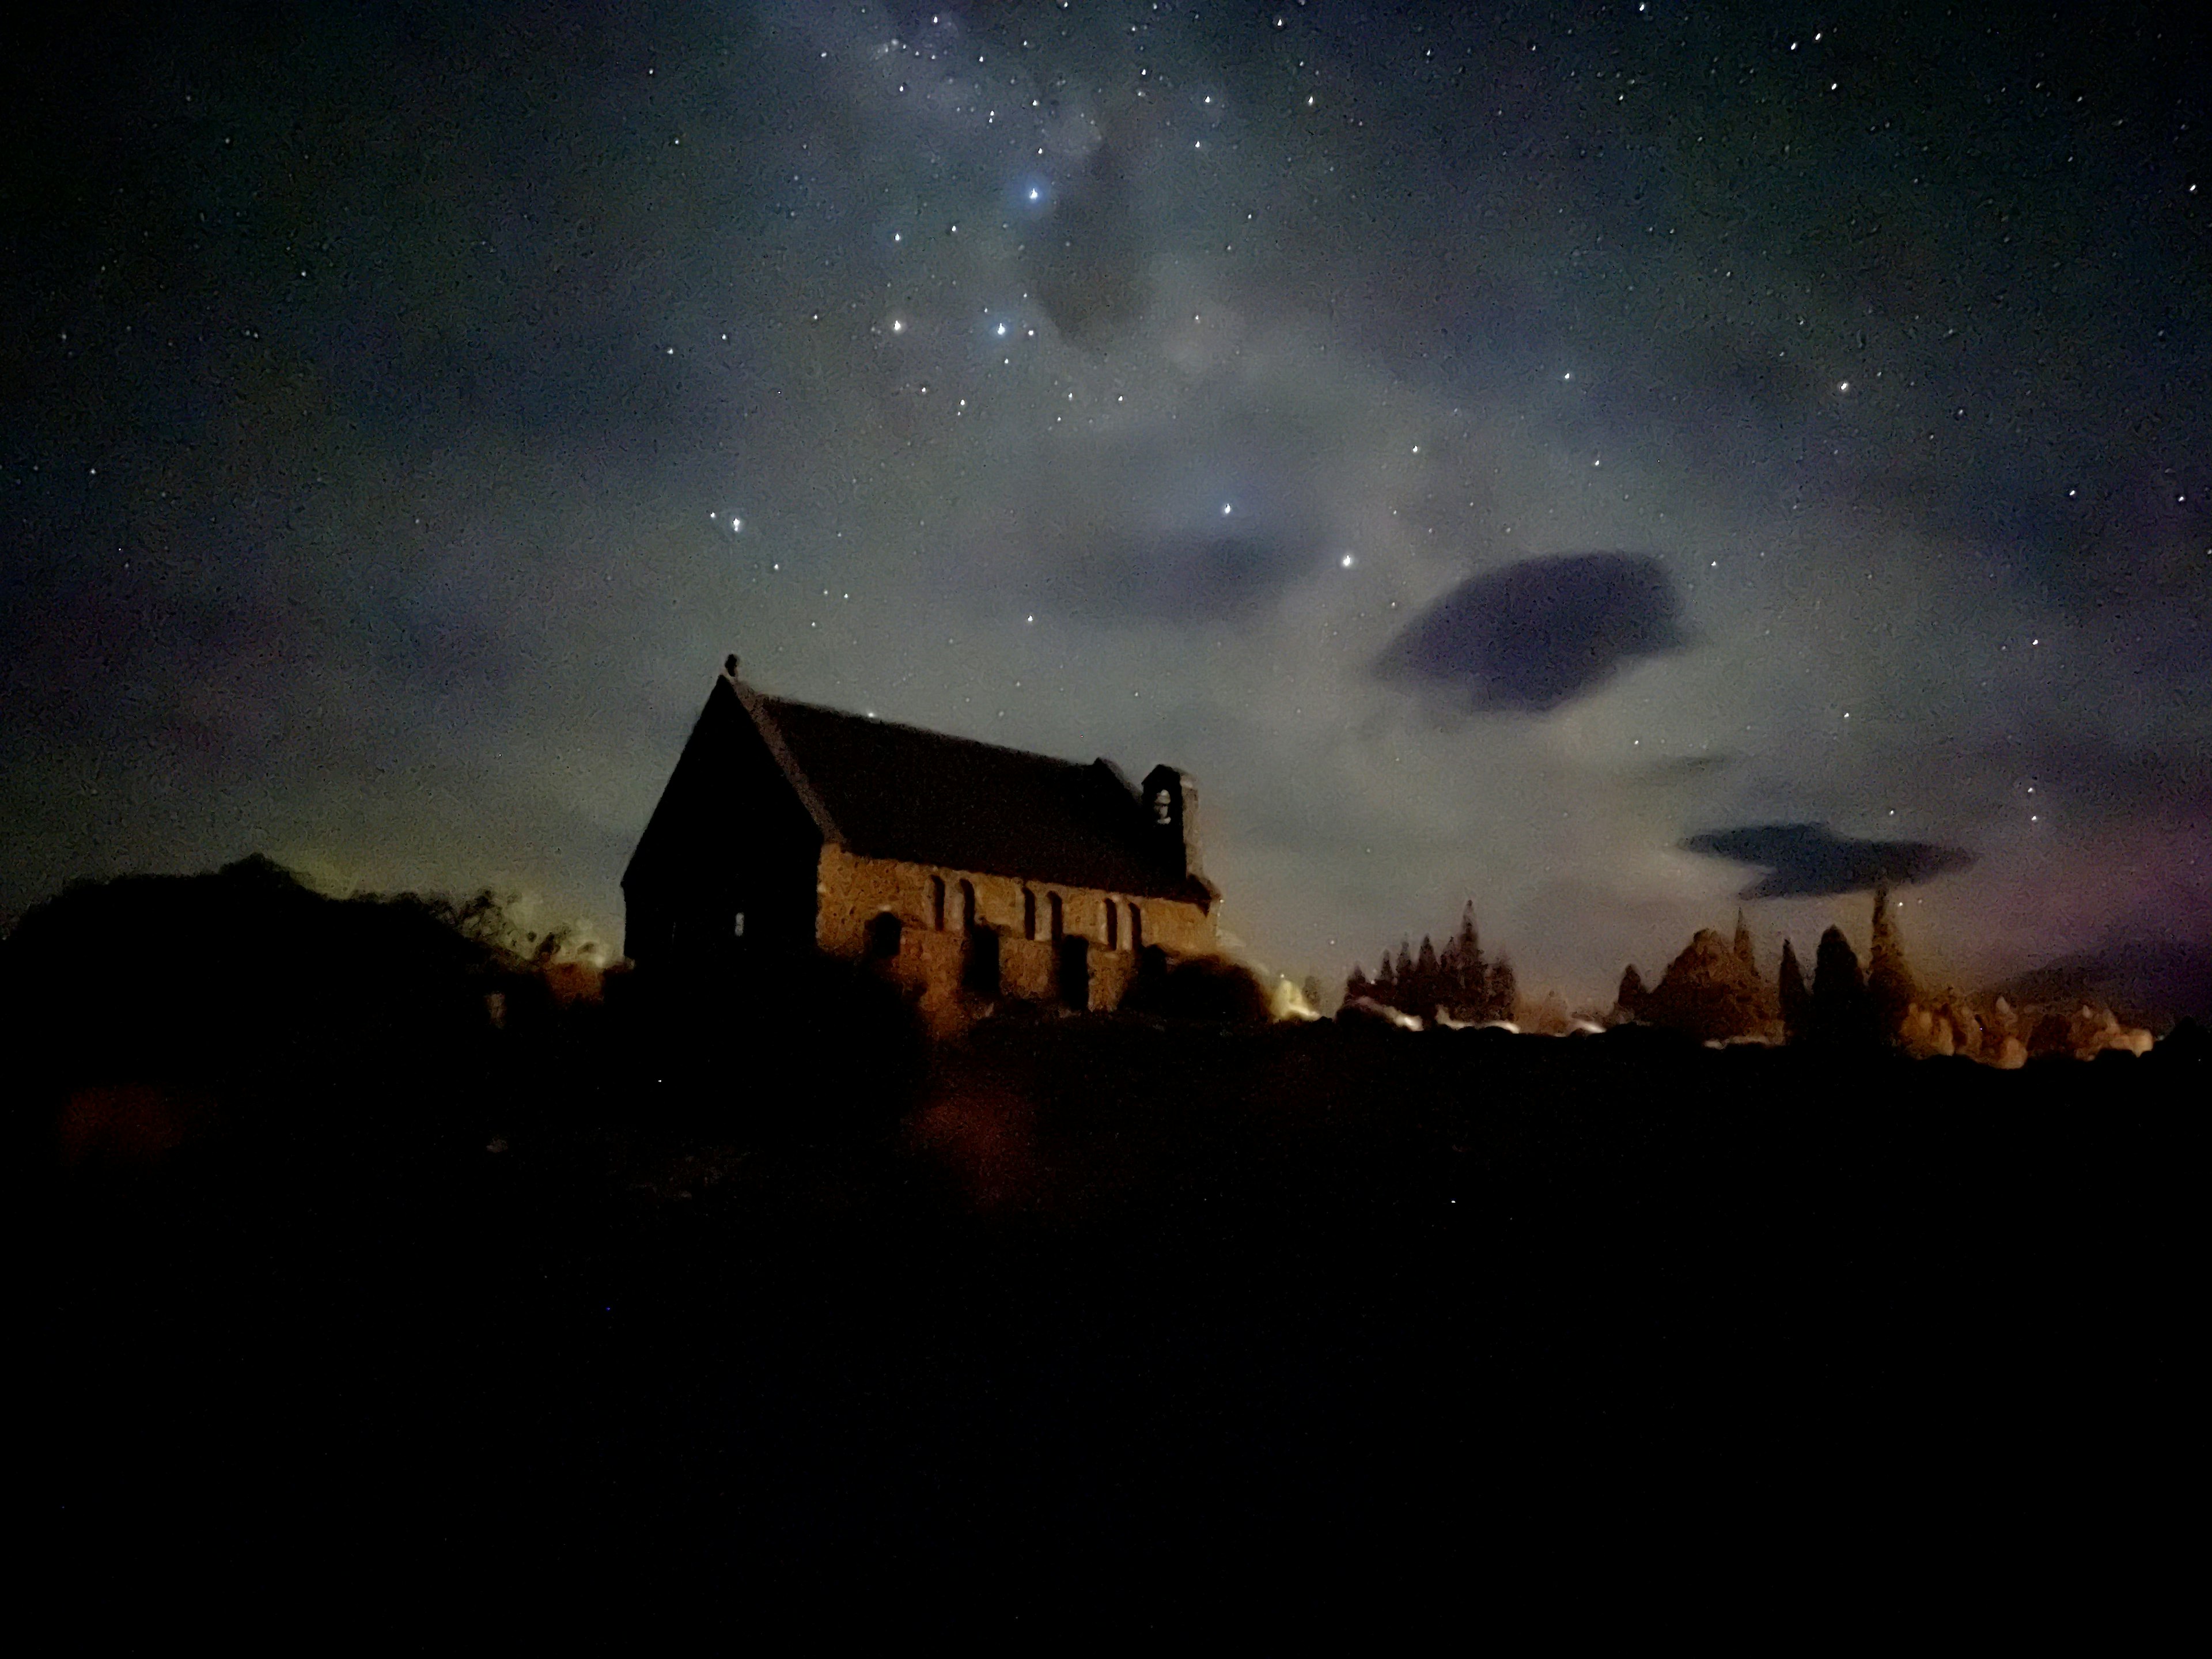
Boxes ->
[1993,937,2212,1029]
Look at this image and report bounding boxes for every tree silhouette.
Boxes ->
[1778,938,1812,1044]
[1412,936,1442,1016]
[1810,925,1878,1049]
[1866,885,1916,1034]
[1444,903,1486,1016]
[1489,956,1518,1023]
[1343,902,1518,1023]
[1617,964,1647,1020]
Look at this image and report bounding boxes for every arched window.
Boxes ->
[1130,904,1143,952]
[931,876,946,931]
[1105,899,1119,950]
[959,879,977,931]
[1023,888,1037,941]
[1047,893,1063,941]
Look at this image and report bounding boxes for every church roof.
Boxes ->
[743,683,1214,904]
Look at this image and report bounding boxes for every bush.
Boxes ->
[1120,949,1274,1025]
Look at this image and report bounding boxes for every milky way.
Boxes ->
[4,1,2207,1002]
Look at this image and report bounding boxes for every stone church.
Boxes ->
[623,658,1220,1024]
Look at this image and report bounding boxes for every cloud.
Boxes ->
[1030,138,1149,350]
[1373,553,1685,713]
[1681,823,1972,898]
[1013,524,1321,623]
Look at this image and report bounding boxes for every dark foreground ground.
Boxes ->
[21,992,2202,1624]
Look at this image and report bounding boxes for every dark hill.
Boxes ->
[14,866,2199,1617]
[1994,936,2212,1028]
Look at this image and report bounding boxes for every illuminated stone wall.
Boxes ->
[815,845,1215,1024]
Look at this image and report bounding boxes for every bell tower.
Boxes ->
[1141,764,1205,885]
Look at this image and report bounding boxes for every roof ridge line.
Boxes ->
[729,679,846,845]
[760,691,1114,776]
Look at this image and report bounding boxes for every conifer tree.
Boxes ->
[1448,903,1485,1013]
[1374,953,1398,1004]
[1617,963,1647,1018]
[1488,956,1518,1022]
[1413,935,1442,1016]
[1866,885,1916,1034]
[1810,925,1877,1047]
[1393,940,1415,1011]
[1778,939,1811,1043]
[1344,964,1372,1006]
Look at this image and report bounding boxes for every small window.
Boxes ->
[1105,899,1119,951]
[931,875,946,931]
[1023,888,1037,941]
[960,879,978,931]
[1047,893,1063,941]
[733,911,746,938]
[1153,789,1173,826]
[865,912,903,962]
[1130,904,1143,952]
[964,926,1000,997]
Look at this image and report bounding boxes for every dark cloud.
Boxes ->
[1373,554,1685,713]
[1046,529,1317,622]
[4,0,2206,997]
[1682,824,1972,899]
[1030,138,1149,351]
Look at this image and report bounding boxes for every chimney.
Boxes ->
[724,653,741,680]
[1141,764,1205,884]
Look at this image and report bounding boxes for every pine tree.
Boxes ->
[1449,902,1485,1014]
[1778,938,1811,1042]
[1488,956,1518,1023]
[1810,925,1877,1048]
[1374,953,1399,1005]
[1413,935,1442,1017]
[1866,885,1916,1035]
[1617,963,1647,1018]
[1344,964,1372,1006]
[1393,940,1415,1012]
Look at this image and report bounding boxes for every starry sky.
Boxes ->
[5,0,2208,1005]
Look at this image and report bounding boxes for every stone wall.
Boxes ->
[814,846,1216,1024]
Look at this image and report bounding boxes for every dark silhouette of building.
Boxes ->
[622,658,1220,1026]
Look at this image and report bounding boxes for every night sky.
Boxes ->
[6,1,2207,1006]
